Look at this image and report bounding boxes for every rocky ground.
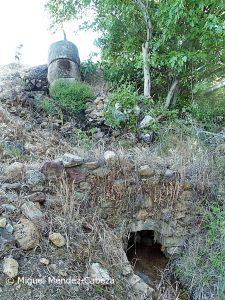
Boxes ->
[0,64,224,300]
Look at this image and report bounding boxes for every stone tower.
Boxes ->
[47,39,81,85]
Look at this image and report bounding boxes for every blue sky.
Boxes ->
[0,0,99,66]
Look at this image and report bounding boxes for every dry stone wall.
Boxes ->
[2,151,198,258]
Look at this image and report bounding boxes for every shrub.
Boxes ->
[105,84,178,134]
[104,84,142,133]
[191,86,225,131]
[70,128,98,149]
[36,96,64,122]
[50,80,93,118]
[37,97,56,116]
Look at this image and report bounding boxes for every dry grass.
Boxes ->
[1,76,225,300]
[42,174,137,299]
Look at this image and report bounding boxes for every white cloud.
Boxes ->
[0,0,99,66]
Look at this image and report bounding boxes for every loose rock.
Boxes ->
[180,191,193,202]
[21,201,43,220]
[40,258,50,265]
[121,264,132,276]
[1,204,16,212]
[3,257,19,278]
[62,153,84,167]
[5,224,14,233]
[41,161,64,179]
[0,227,15,251]
[5,162,25,181]
[136,209,149,221]
[26,170,46,187]
[104,151,116,163]
[129,274,154,299]
[27,192,46,203]
[66,168,86,183]
[138,165,155,177]
[49,232,66,247]
[84,161,99,170]
[14,218,40,250]
[2,183,21,191]
[89,263,112,284]
[164,169,175,178]
[139,115,154,129]
[0,217,7,228]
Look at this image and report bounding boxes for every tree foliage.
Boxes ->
[46,0,225,104]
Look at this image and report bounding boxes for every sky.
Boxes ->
[0,0,99,66]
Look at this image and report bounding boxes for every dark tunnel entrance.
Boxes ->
[126,230,169,286]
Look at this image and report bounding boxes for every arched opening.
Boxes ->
[126,230,169,285]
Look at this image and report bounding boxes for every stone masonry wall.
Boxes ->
[2,150,198,259]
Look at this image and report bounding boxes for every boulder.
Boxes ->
[14,218,40,250]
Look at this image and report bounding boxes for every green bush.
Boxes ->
[70,128,98,149]
[191,87,225,131]
[104,84,178,134]
[37,97,56,115]
[104,84,141,133]
[50,80,93,118]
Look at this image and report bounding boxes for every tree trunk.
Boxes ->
[142,42,151,98]
[205,79,225,94]
[165,79,178,109]
[134,0,152,98]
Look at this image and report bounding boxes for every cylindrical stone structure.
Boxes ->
[47,40,82,85]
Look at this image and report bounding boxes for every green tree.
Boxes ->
[46,0,225,106]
